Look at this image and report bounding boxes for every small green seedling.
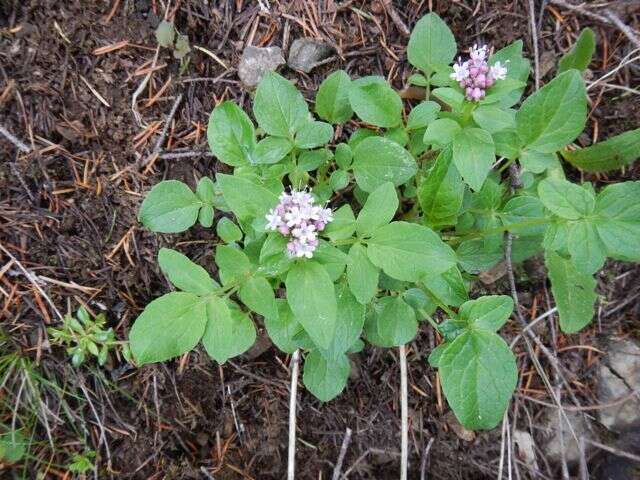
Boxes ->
[48,307,131,367]
[132,14,640,430]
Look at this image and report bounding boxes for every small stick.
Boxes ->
[287,350,300,480]
[399,344,409,480]
[141,93,183,168]
[0,124,31,153]
[604,10,640,50]
[527,0,540,89]
[419,438,435,480]
[332,427,352,480]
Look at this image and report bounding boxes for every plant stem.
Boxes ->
[287,349,300,480]
[399,344,409,480]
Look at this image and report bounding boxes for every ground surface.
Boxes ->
[1,1,640,479]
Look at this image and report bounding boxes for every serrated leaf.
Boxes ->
[158,248,217,295]
[367,221,456,282]
[349,76,402,128]
[546,250,596,333]
[516,70,587,153]
[561,128,640,173]
[202,298,256,363]
[139,180,201,233]
[286,261,337,349]
[347,243,379,305]
[356,182,398,235]
[130,292,207,364]
[407,13,456,73]
[315,70,353,124]
[352,136,417,192]
[303,350,350,401]
[437,329,517,429]
[207,101,255,166]
[253,72,309,138]
[558,28,595,74]
[452,127,496,192]
[537,178,595,220]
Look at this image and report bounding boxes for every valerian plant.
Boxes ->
[131,13,640,430]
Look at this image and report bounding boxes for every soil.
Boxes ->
[1,1,639,479]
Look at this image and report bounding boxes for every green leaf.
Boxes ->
[0,430,26,463]
[516,70,587,153]
[456,240,503,274]
[452,127,496,192]
[432,87,464,110]
[558,28,596,74]
[407,101,441,131]
[253,136,293,164]
[198,205,214,228]
[493,129,523,159]
[324,285,366,358]
[407,13,456,73]
[315,70,353,124]
[216,217,243,242]
[501,196,547,236]
[324,204,356,241]
[458,296,513,331]
[303,350,350,401]
[349,76,402,128]
[239,276,277,318]
[253,72,309,138]
[139,180,201,233]
[377,296,417,346]
[265,300,301,354]
[423,118,461,147]
[334,143,353,169]
[297,149,329,171]
[130,292,207,364]
[196,177,215,204]
[356,182,398,236]
[546,250,596,333]
[217,173,280,220]
[538,178,595,220]
[422,266,468,307]
[519,150,559,173]
[568,219,606,274]
[158,248,217,295]
[347,243,379,305]
[352,136,418,192]
[202,298,256,363]
[561,128,640,173]
[215,245,253,285]
[472,106,516,133]
[286,261,337,349]
[295,121,334,149]
[329,170,349,191]
[489,40,530,108]
[419,146,464,224]
[367,221,456,282]
[437,330,517,429]
[207,101,255,166]
[595,181,640,261]
[173,34,190,60]
[314,241,348,281]
[155,20,175,48]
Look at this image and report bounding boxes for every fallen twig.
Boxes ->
[399,344,408,480]
[0,124,31,153]
[141,93,183,168]
[332,427,352,480]
[287,350,300,480]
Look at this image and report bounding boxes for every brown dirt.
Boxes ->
[1,1,639,479]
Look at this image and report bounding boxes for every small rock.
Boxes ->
[238,46,285,88]
[513,430,539,471]
[287,38,333,73]
[597,337,640,431]
[541,410,592,465]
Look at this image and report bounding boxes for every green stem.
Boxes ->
[419,308,440,331]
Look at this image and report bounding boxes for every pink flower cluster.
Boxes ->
[450,44,508,101]
[265,189,333,259]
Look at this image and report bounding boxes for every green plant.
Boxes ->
[48,307,131,367]
[132,13,640,430]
